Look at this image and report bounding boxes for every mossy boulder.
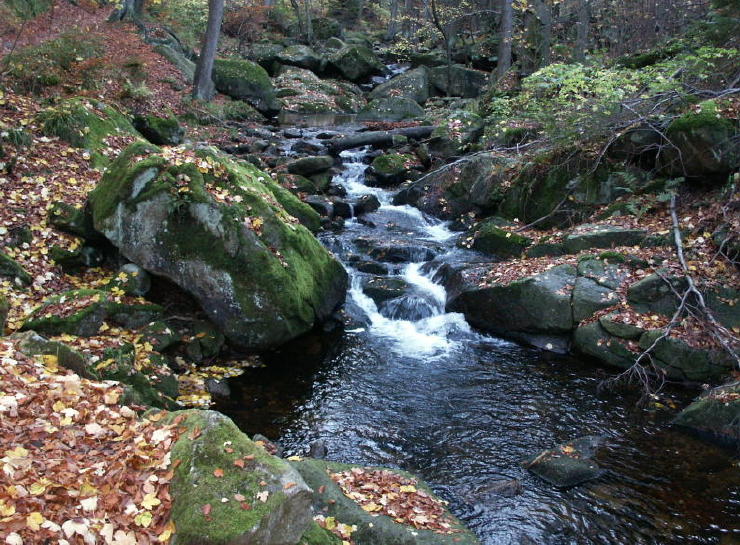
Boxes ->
[369,67,431,104]
[394,153,511,220]
[523,436,604,488]
[184,320,225,362]
[563,224,647,253]
[367,153,413,186]
[312,16,342,40]
[674,381,740,446]
[572,321,638,369]
[106,263,152,297]
[277,45,325,73]
[47,201,100,241]
[461,222,532,257]
[291,458,480,545]
[10,330,178,409]
[299,522,342,545]
[361,276,410,306]
[21,288,163,336]
[429,111,484,158]
[133,114,185,146]
[429,65,489,98]
[35,97,137,167]
[49,245,104,273]
[88,142,347,350]
[0,293,8,334]
[0,251,32,286]
[274,67,366,114]
[154,44,196,82]
[447,264,577,337]
[328,45,385,82]
[286,155,334,176]
[357,97,425,122]
[213,58,280,115]
[166,410,313,545]
[661,102,738,180]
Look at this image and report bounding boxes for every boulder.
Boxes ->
[0,251,32,286]
[155,44,196,81]
[277,44,324,72]
[133,114,185,146]
[674,381,740,446]
[49,245,104,273]
[287,155,334,176]
[367,153,413,186]
[394,153,511,220]
[213,58,280,115]
[47,201,100,241]
[312,17,342,40]
[357,97,425,122]
[353,194,381,216]
[362,276,410,306]
[429,65,489,98]
[184,320,225,362]
[88,142,347,350]
[563,224,647,253]
[304,195,334,217]
[328,45,385,82]
[523,436,605,488]
[106,263,152,296]
[291,458,481,545]
[369,67,431,104]
[355,238,437,263]
[139,320,181,352]
[447,264,576,337]
[0,293,8,333]
[460,221,532,257]
[428,111,484,158]
[661,102,738,180]
[167,410,313,545]
[245,42,286,74]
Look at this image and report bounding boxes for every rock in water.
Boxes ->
[523,436,605,488]
[88,142,347,350]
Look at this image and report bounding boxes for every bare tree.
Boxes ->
[497,0,514,80]
[108,0,145,21]
[387,0,400,39]
[574,0,590,62]
[193,0,225,101]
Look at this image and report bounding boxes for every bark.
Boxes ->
[575,0,590,62]
[497,0,514,80]
[107,0,144,22]
[192,0,224,101]
[429,0,453,96]
[387,0,400,39]
[531,0,552,68]
[327,126,437,154]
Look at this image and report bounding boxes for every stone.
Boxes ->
[429,65,489,98]
[353,194,381,216]
[47,201,100,241]
[286,155,334,176]
[429,111,484,158]
[277,44,324,72]
[461,221,532,257]
[49,245,104,273]
[332,200,352,219]
[573,321,638,369]
[328,45,385,82]
[106,263,151,296]
[598,313,644,340]
[369,67,431,104]
[572,276,618,323]
[88,142,347,350]
[447,264,576,337]
[166,410,313,545]
[357,97,425,122]
[245,42,285,74]
[674,381,740,446]
[356,239,437,263]
[367,153,413,186]
[304,195,334,217]
[274,66,366,114]
[184,320,225,362]
[0,251,33,286]
[637,330,735,381]
[154,45,196,81]
[0,293,8,334]
[362,276,410,306]
[212,58,280,115]
[291,458,481,545]
[133,114,184,146]
[627,273,688,317]
[563,224,647,254]
[523,436,605,488]
[139,321,181,352]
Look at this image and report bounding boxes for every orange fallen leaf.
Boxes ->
[213,468,224,478]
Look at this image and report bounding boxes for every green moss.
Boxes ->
[667,104,734,135]
[0,251,32,286]
[165,410,290,544]
[467,222,532,257]
[674,382,740,446]
[0,294,8,334]
[372,154,408,176]
[299,522,342,545]
[35,98,138,166]
[6,0,51,18]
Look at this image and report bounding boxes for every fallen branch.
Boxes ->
[326,126,437,154]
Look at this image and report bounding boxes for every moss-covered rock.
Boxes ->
[47,201,100,241]
[166,410,313,545]
[139,320,181,352]
[369,67,431,104]
[291,458,480,545]
[277,45,325,73]
[328,45,385,82]
[88,142,347,350]
[35,97,137,167]
[661,101,738,180]
[361,276,410,306]
[0,251,32,286]
[312,16,342,40]
[274,67,366,114]
[49,245,104,273]
[563,224,647,253]
[674,381,740,446]
[286,155,334,176]
[429,111,484,158]
[429,65,489,98]
[394,153,511,220]
[0,293,8,334]
[244,42,286,75]
[105,263,151,297]
[357,97,424,122]
[461,222,532,257]
[213,58,280,115]
[21,289,163,336]
[367,153,413,186]
[183,320,225,362]
[154,44,196,82]
[299,521,342,545]
[133,114,185,146]
[523,436,604,488]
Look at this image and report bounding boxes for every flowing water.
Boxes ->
[218,140,739,545]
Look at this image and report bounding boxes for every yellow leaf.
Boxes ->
[141,492,161,510]
[325,517,337,530]
[26,512,44,531]
[361,502,381,512]
[135,511,153,528]
[158,520,176,543]
[0,499,16,516]
[399,485,417,493]
[42,354,58,371]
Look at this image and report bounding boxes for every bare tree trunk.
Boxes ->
[193,0,224,101]
[303,0,313,43]
[429,0,453,96]
[532,0,552,68]
[387,0,400,39]
[575,0,589,62]
[108,0,145,21]
[402,0,414,36]
[497,0,514,80]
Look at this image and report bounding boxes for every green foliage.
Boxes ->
[4,32,104,93]
[5,0,51,19]
[147,0,208,51]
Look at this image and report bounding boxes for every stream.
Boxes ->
[217,130,739,545]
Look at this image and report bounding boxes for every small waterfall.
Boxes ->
[330,147,475,357]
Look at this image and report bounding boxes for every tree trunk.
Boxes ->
[496,0,514,80]
[108,0,145,22]
[192,0,224,101]
[429,0,453,96]
[402,0,415,37]
[531,0,552,68]
[387,0,400,39]
[575,0,589,62]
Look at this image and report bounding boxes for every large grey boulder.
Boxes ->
[328,45,385,82]
[88,142,347,350]
[429,65,489,98]
[563,224,647,253]
[674,381,740,446]
[277,44,325,72]
[213,58,280,115]
[168,410,313,545]
[357,97,425,122]
[369,67,431,104]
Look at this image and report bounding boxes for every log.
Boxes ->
[326,126,437,154]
